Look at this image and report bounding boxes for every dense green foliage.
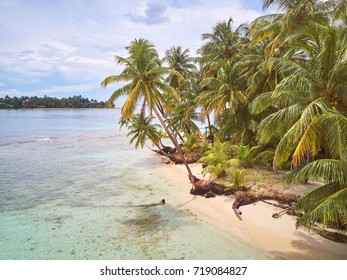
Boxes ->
[0,95,106,109]
[103,0,347,229]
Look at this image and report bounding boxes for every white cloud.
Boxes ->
[37,84,98,94]
[0,89,19,97]
[126,2,170,25]
[0,0,264,100]
[65,56,109,66]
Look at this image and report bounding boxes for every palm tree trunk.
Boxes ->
[152,105,196,189]
[176,129,185,142]
[207,114,214,145]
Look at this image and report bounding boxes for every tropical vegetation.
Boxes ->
[102,0,347,232]
[0,95,106,109]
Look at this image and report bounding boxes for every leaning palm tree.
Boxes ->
[101,38,196,187]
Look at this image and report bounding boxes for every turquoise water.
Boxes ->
[0,109,270,260]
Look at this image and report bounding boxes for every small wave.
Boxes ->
[37,138,50,142]
[0,142,12,147]
[0,137,52,147]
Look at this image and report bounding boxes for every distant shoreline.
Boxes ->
[0,107,120,110]
[0,95,108,109]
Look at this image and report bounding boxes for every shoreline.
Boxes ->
[155,160,347,260]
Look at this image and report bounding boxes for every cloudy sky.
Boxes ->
[0,0,267,105]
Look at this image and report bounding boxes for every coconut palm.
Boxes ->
[253,24,347,168]
[287,109,347,229]
[126,114,161,149]
[161,46,201,143]
[252,0,331,57]
[169,96,201,137]
[330,0,347,24]
[162,46,197,91]
[215,103,260,145]
[198,17,240,63]
[101,38,196,186]
[230,144,260,168]
[199,140,232,178]
[198,59,248,123]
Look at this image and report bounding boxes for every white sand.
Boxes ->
[156,160,347,260]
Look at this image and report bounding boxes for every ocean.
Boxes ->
[0,109,270,260]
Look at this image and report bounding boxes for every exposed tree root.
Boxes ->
[189,176,228,196]
[167,152,201,164]
[153,148,201,164]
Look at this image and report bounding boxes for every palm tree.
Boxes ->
[230,144,260,168]
[101,38,196,187]
[198,59,248,123]
[197,20,255,145]
[162,47,201,141]
[162,46,197,91]
[198,17,239,63]
[125,114,161,149]
[330,0,347,24]
[287,109,347,229]
[253,24,347,168]
[252,0,331,57]
[199,140,232,178]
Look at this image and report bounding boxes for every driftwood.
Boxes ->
[271,207,292,218]
[260,199,290,209]
[126,199,166,208]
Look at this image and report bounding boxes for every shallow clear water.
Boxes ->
[0,109,271,260]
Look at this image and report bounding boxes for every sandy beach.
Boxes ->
[155,160,347,260]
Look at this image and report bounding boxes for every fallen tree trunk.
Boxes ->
[153,148,202,164]
[232,192,257,216]
[167,152,201,164]
[231,191,300,216]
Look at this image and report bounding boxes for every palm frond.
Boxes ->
[320,109,347,161]
[249,92,274,115]
[293,182,343,213]
[295,186,347,228]
[257,104,302,145]
[285,159,346,185]
[291,117,321,166]
[106,84,133,108]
